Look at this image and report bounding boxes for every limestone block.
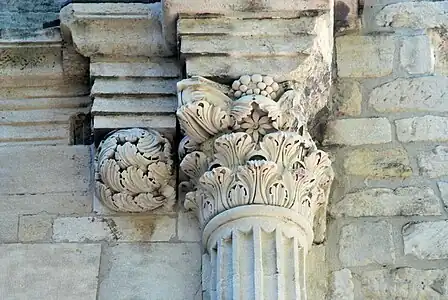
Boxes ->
[396,116,448,142]
[178,211,201,242]
[404,221,448,260]
[370,77,448,112]
[339,221,395,267]
[430,29,448,75]
[329,269,354,300]
[0,145,91,194]
[99,243,201,300]
[91,78,177,97]
[359,268,448,298]
[330,187,441,217]
[0,244,101,300]
[344,147,412,178]
[0,214,18,242]
[60,3,172,57]
[331,80,362,117]
[0,124,70,144]
[418,146,448,178]
[376,2,448,29]
[336,35,395,77]
[400,35,434,75]
[19,214,53,242]
[0,192,91,215]
[90,59,180,78]
[53,216,176,242]
[323,118,392,146]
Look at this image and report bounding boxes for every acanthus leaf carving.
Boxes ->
[95,128,175,212]
[177,75,334,244]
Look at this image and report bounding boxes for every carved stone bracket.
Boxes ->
[177,75,334,299]
[95,128,175,212]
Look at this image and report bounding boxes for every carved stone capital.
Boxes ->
[95,128,175,212]
[177,75,334,246]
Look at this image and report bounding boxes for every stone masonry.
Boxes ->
[1,0,448,299]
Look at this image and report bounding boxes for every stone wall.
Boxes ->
[326,1,448,298]
[0,0,59,31]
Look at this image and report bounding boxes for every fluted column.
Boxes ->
[177,75,334,300]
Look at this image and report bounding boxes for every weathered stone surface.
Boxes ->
[178,211,201,242]
[99,243,201,300]
[376,2,448,29]
[418,146,448,178]
[307,245,328,300]
[0,244,100,300]
[60,3,172,57]
[53,216,176,242]
[438,181,448,207]
[18,214,53,242]
[344,147,412,178]
[0,12,58,30]
[0,145,91,194]
[336,35,395,77]
[324,118,392,146]
[396,116,448,142]
[430,29,448,75]
[369,77,448,112]
[339,221,395,267]
[0,192,91,214]
[329,269,354,300]
[400,35,433,74]
[330,187,441,217]
[358,268,448,298]
[404,221,448,260]
[0,214,18,242]
[331,80,362,117]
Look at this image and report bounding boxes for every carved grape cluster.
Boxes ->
[229,74,280,99]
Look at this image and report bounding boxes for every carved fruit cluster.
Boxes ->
[95,128,175,212]
[229,74,280,99]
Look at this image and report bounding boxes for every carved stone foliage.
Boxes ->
[95,128,175,212]
[177,75,334,241]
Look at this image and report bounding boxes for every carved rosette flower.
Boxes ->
[177,75,334,243]
[95,128,175,212]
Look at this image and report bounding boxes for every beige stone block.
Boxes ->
[418,146,448,178]
[181,35,314,56]
[178,17,317,36]
[400,35,434,74]
[329,269,354,300]
[369,77,448,112]
[90,59,180,78]
[60,3,172,57]
[359,268,448,298]
[396,115,448,142]
[323,118,392,146]
[91,97,176,115]
[344,147,412,178]
[330,187,441,217]
[53,216,176,242]
[0,97,90,111]
[0,213,18,242]
[185,56,308,80]
[404,221,448,259]
[91,78,177,96]
[178,211,201,242]
[336,35,395,77]
[376,2,448,29]
[0,192,92,214]
[0,145,91,194]
[339,221,395,267]
[0,124,69,144]
[98,243,201,300]
[331,80,362,117]
[0,244,101,300]
[430,29,448,75]
[19,214,53,242]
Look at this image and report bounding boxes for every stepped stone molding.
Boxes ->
[95,128,175,212]
[177,75,334,299]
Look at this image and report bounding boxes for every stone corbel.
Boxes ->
[177,75,334,299]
